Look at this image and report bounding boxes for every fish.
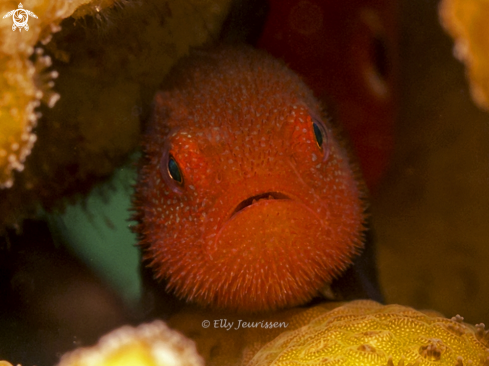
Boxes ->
[133,45,374,313]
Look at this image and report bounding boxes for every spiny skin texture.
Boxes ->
[133,46,365,312]
[246,300,489,366]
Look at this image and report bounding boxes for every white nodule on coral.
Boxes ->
[48,93,60,108]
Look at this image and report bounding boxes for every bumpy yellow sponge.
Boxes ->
[247,300,489,366]
[439,0,489,110]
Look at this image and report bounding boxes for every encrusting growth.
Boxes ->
[245,300,489,366]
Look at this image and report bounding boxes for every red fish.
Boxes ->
[133,46,366,312]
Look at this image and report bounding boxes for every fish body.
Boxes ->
[133,46,367,312]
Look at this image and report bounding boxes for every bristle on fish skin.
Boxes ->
[133,46,366,312]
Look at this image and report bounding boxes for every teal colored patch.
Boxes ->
[46,161,142,307]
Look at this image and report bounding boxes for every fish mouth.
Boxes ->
[230,191,291,219]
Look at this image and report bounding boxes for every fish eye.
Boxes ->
[313,121,324,148]
[311,117,330,162]
[167,155,183,185]
[312,118,328,150]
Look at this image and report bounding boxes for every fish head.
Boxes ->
[134,47,365,312]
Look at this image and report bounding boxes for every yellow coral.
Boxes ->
[0,53,38,188]
[439,0,489,110]
[168,301,489,366]
[247,300,489,366]
[0,0,96,188]
[57,321,203,366]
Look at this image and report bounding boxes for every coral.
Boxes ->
[0,0,92,189]
[0,362,14,366]
[168,301,489,366]
[0,0,232,229]
[246,300,489,366]
[439,0,489,110]
[56,321,204,366]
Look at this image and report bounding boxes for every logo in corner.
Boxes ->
[3,3,38,32]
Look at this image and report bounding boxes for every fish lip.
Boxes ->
[229,191,291,219]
